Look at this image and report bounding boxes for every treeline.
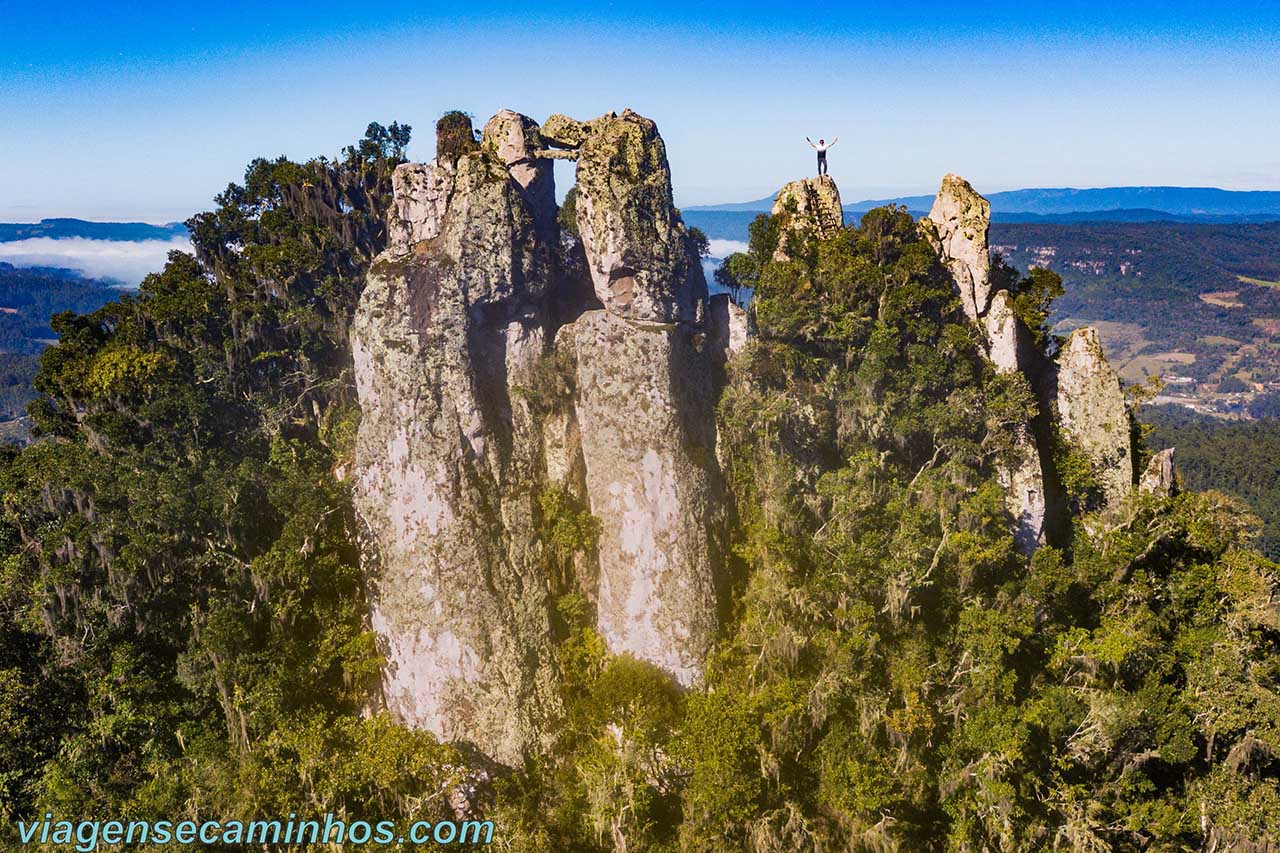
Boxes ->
[0,219,187,242]
[0,122,460,834]
[0,353,39,424]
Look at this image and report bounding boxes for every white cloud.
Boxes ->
[706,238,749,259]
[0,237,190,285]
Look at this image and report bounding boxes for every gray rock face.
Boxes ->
[923,176,1051,551]
[354,108,725,761]
[771,175,843,261]
[984,291,1047,549]
[482,109,556,242]
[1057,327,1135,507]
[562,311,720,685]
[1139,448,1176,496]
[708,293,750,364]
[352,114,561,765]
[924,173,993,322]
[563,110,722,685]
[386,161,453,253]
[570,110,707,324]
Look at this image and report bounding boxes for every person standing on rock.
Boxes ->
[806,136,837,176]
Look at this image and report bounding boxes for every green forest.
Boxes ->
[1144,404,1280,559]
[993,222,1280,386]
[0,265,118,439]
[0,264,118,355]
[1,122,1279,851]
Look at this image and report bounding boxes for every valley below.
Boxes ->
[685,211,1280,418]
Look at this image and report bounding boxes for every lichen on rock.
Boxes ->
[563,310,720,685]
[923,173,993,322]
[570,109,708,324]
[354,107,726,760]
[771,175,843,261]
[560,108,723,684]
[1056,327,1135,508]
[353,112,562,765]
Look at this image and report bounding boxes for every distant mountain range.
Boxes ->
[0,218,188,242]
[687,186,1280,222]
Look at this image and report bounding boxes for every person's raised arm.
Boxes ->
[806,137,816,149]
[828,137,839,148]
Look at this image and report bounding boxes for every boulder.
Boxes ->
[541,113,587,149]
[482,109,556,240]
[386,161,454,254]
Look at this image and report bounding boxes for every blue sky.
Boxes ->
[2,0,1279,221]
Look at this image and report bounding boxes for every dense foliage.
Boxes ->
[2,130,1278,852]
[0,122,468,840]
[490,209,1280,849]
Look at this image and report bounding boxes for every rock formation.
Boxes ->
[923,173,994,323]
[983,290,1049,549]
[558,313,720,685]
[771,175,843,261]
[1056,327,1135,507]
[1139,448,1176,496]
[548,110,705,324]
[923,175,1053,550]
[708,294,749,364]
[549,109,720,686]
[352,108,726,762]
[352,113,562,765]
[351,108,1148,763]
[921,173,1144,546]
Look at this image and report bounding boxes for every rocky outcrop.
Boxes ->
[353,109,725,763]
[922,176,1053,550]
[771,175,843,261]
[1056,328,1135,507]
[983,291,1048,550]
[552,110,706,325]
[1139,448,1176,496]
[482,109,556,242]
[924,175,1141,532]
[923,174,993,323]
[352,113,562,765]
[708,293,749,364]
[552,110,721,686]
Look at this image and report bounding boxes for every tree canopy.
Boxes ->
[1,129,1277,852]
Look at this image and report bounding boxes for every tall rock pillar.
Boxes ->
[351,112,561,765]
[923,174,1051,551]
[547,110,721,686]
